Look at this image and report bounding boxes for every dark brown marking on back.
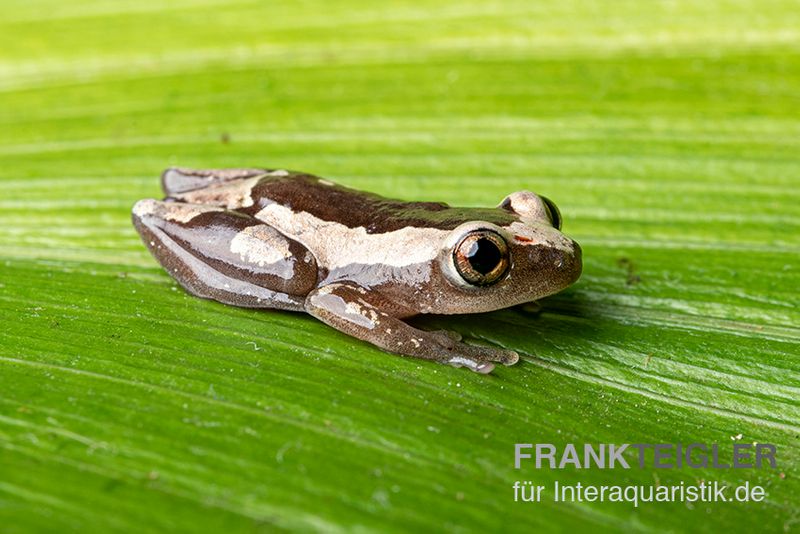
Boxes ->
[237,172,518,233]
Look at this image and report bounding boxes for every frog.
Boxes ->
[132,167,582,373]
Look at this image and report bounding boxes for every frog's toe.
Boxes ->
[475,361,495,374]
[441,342,518,372]
[496,349,520,366]
[446,356,495,374]
[472,345,519,366]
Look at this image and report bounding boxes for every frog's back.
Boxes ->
[248,171,517,233]
[162,167,517,233]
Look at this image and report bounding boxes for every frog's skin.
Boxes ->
[132,167,582,373]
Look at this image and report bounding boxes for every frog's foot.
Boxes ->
[161,167,269,195]
[306,282,520,374]
[424,330,518,372]
[444,347,519,373]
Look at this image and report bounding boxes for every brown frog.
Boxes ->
[132,167,582,373]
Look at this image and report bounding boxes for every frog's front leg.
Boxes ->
[305,283,519,373]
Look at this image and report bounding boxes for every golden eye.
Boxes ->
[453,230,509,286]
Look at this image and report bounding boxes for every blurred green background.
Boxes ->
[1,0,799,532]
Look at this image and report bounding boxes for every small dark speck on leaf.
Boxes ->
[617,257,642,286]
[221,132,231,144]
[104,479,123,493]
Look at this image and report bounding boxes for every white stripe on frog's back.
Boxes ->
[133,198,223,223]
[255,203,448,270]
[171,170,290,208]
[176,175,264,208]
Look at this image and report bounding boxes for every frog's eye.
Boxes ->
[541,196,562,230]
[453,230,509,286]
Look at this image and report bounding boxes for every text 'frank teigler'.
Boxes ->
[514,443,777,469]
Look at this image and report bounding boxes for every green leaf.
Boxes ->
[1,1,798,531]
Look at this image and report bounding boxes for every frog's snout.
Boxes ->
[536,236,582,290]
[560,238,582,286]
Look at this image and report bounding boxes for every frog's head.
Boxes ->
[436,191,581,313]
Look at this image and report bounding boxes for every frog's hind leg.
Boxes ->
[132,198,318,311]
[161,167,267,195]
